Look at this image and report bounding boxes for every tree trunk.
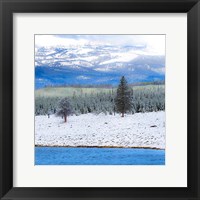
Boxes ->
[122,112,124,117]
[64,115,67,123]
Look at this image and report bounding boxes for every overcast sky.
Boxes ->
[35,34,165,56]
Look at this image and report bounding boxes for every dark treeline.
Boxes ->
[43,84,114,89]
[35,86,165,116]
[129,80,165,87]
[41,80,164,89]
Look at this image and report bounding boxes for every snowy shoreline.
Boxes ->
[35,145,164,150]
[35,111,165,149]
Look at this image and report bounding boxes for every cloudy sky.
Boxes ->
[35,34,165,56]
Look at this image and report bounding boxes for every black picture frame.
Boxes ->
[0,0,200,199]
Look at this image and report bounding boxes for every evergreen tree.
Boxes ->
[115,76,132,117]
[56,98,72,122]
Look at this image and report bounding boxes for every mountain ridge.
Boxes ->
[35,44,165,89]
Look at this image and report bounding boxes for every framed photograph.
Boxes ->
[0,0,200,199]
[34,34,166,166]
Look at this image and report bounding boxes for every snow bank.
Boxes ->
[35,111,165,149]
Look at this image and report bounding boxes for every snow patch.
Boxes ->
[100,51,138,65]
[35,111,165,149]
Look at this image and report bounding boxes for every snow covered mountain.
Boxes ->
[35,44,165,89]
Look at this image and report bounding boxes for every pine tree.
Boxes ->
[56,98,72,122]
[115,76,132,117]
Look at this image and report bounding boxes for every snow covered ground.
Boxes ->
[35,111,165,149]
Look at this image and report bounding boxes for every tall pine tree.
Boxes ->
[115,76,132,117]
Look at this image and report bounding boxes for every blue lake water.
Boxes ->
[35,147,165,165]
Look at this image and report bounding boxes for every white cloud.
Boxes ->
[35,34,165,56]
[35,35,88,47]
[76,75,90,80]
